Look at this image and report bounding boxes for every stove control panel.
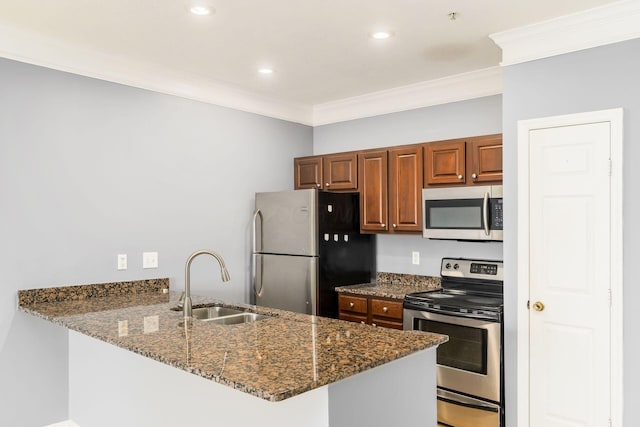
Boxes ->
[441,258,503,281]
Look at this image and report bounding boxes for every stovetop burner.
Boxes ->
[403,258,504,321]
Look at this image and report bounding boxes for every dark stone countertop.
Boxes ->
[18,278,447,402]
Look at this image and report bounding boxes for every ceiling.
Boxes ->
[0,0,623,122]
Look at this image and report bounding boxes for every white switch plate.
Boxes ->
[412,251,420,265]
[143,315,159,334]
[117,320,128,337]
[117,254,127,270]
[143,252,158,269]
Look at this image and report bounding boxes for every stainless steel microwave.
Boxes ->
[422,185,503,241]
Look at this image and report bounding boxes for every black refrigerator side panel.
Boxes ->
[317,191,376,318]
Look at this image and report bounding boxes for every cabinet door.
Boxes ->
[294,156,323,189]
[388,146,423,232]
[424,139,466,186]
[323,152,358,191]
[358,150,388,232]
[467,134,503,184]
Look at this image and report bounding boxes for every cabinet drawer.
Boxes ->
[339,313,368,325]
[370,318,403,330]
[338,294,368,314]
[370,299,403,320]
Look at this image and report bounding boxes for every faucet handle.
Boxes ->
[177,292,185,308]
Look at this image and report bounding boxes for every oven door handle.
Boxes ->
[482,191,490,236]
[437,389,500,412]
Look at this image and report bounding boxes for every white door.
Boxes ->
[527,121,611,426]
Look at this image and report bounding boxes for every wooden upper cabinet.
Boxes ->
[294,156,322,189]
[424,134,503,186]
[389,146,423,232]
[323,152,358,190]
[423,139,467,186]
[358,150,388,232]
[467,134,503,184]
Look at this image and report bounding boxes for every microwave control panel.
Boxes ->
[491,199,503,229]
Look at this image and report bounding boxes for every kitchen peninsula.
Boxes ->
[18,279,446,427]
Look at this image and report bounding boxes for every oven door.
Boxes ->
[404,308,501,403]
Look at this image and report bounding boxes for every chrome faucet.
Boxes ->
[181,249,231,319]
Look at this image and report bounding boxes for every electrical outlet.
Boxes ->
[412,251,420,265]
[117,254,127,270]
[118,320,128,337]
[143,252,158,269]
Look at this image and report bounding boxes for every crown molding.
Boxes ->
[490,0,640,67]
[0,21,504,127]
[0,22,313,125]
[312,67,502,126]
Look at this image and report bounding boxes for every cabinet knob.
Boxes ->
[360,321,365,325]
[472,173,478,179]
[349,302,354,308]
[457,174,463,180]
[382,306,388,313]
[392,224,397,228]
[316,183,321,188]
[325,183,330,187]
[381,223,386,228]
[372,323,377,327]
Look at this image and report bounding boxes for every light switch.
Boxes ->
[143,252,158,269]
[143,315,159,334]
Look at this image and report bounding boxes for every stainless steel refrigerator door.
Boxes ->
[253,253,318,315]
[254,189,318,256]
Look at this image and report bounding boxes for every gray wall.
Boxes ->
[313,95,504,276]
[502,38,640,426]
[0,57,312,426]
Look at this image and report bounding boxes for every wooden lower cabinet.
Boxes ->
[338,293,403,330]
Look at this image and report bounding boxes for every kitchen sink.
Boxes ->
[190,305,272,325]
[192,306,245,320]
[205,312,270,325]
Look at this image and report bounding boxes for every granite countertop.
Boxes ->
[335,272,441,300]
[18,278,447,402]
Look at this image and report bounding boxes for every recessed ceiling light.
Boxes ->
[188,2,215,16]
[370,31,393,40]
[258,67,274,75]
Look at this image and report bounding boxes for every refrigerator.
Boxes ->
[252,189,375,318]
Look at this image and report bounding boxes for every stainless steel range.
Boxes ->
[404,258,504,427]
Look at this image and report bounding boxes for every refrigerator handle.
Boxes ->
[252,209,264,297]
[255,255,264,297]
[252,209,262,253]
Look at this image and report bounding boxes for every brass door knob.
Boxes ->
[533,301,545,312]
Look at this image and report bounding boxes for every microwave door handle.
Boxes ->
[482,192,490,236]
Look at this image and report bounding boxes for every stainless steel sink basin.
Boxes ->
[206,313,270,325]
[192,306,245,320]
[190,305,272,325]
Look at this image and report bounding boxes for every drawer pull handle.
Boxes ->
[349,302,354,308]
[382,306,388,313]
